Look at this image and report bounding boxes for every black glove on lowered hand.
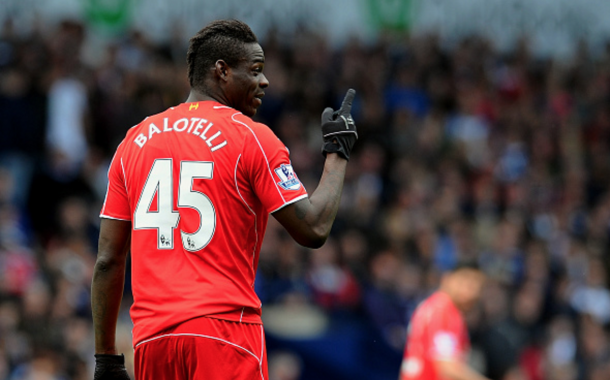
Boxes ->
[321,89,358,161]
[94,354,131,380]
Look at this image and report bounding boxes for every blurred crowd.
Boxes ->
[2,16,610,380]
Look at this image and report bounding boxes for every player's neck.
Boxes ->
[439,287,461,310]
[185,89,224,105]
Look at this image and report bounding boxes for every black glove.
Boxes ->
[321,89,358,161]
[94,354,131,380]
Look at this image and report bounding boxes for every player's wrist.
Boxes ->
[95,347,119,355]
[323,153,349,173]
[94,353,131,380]
[324,152,348,162]
[95,353,125,363]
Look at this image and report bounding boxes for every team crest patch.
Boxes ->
[275,164,301,190]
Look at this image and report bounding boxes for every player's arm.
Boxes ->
[434,360,491,380]
[92,218,130,354]
[273,153,346,248]
[91,218,131,379]
[273,89,357,248]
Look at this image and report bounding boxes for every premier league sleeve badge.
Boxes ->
[274,164,302,190]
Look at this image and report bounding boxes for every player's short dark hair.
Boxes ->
[186,19,258,91]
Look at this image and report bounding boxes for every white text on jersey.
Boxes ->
[134,117,228,152]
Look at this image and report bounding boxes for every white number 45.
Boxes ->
[134,159,216,251]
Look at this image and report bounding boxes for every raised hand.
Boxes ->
[321,89,358,161]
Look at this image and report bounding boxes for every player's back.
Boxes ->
[101,100,306,345]
[401,292,468,380]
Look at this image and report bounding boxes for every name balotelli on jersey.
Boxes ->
[133,103,228,152]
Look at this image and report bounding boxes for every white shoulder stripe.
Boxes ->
[230,113,286,203]
[120,157,128,192]
[234,154,259,267]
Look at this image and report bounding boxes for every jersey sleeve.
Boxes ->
[427,304,465,362]
[242,122,308,214]
[100,142,131,221]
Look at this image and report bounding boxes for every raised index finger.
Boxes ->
[339,88,356,114]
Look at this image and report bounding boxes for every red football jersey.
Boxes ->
[100,101,308,346]
[400,291,470,380]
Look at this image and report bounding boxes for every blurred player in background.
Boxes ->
[91,19,358,379]
[400,263,490,380]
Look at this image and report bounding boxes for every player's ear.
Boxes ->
[215,60,230,82]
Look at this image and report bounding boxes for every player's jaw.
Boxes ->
[247,70,268,116]
[252,91,265,110]
[238,84,266,117]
